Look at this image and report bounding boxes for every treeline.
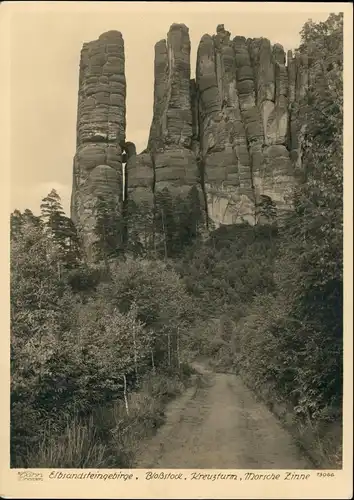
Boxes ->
[94,185,206,261]
[10,191,197,467]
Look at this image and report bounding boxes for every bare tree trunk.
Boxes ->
[151,150,157,257]
[132,328,139,383]
[167,331,171,367]
[154,231,157,256]
[123,374,129,415]
[161,209,168,261]
[151,349,155,374]
[57,261,62,280]
[176,327,181,372]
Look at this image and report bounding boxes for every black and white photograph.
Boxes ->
[2,1,352,498]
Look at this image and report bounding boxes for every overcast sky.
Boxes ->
[8,2,336,215]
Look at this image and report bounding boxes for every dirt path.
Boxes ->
[134,362,312,469]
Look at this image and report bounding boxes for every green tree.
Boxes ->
[40,189,66,232]
[11,209,42,240]
[286,11,343,331]
[256,195,277,225]
[10,209,154,466]
[93,197,125,264]
[10,216,77,464]
[125,199,154,257]
[187,185,205,235]
[174,186,204,253]
[154,189,176,259]
[154,186,205,257]
[99,258,195,368]
[10,210,24,240]
[23,209,42,228]
[40,190,81,269]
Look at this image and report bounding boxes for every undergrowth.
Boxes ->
[18,369,192,468]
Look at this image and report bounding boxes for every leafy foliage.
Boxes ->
[98,258,195,368]
[10,206,194,466]
[175,223,278,318]
[256,195,278,225]
[11,219,77,461]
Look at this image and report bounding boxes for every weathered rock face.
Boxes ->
[71,25,310,252]
[195,27,303,226]
[148,24,201,198]
[124,143,155,250]
[244,37,294,215]
[125,143,154,207]
[70,31,126,257]
[126,24,205,251]
[197,28,255,226]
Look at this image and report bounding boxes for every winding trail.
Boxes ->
[134,361,312,469]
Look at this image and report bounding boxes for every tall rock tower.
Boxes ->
[147,24,201,198]
[70,31,126,259]
[71,24,309,255]
[125,24,207,253]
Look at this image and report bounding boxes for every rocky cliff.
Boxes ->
[196,26,307,227]
[71,24,309,255]
[70,30,126,259]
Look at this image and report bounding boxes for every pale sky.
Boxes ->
[8,2,336,215]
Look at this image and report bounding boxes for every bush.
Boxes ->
[176,224,277,317]
[19,372,187,468]
[25,416,108,468]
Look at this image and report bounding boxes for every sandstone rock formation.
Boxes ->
[71,24,310,253]
[125,143,154,206]
[148,24,201,198]
[196,28,299,226]
[126,24,206,251]
[70,31,126,257]
[197,28,255,226]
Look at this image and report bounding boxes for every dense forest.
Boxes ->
[10,14,343,468]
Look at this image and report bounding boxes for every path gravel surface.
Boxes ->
[134,362,312,469]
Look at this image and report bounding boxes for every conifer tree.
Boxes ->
[256,195,277,225]
[154,189,176,259]
[10,210,24,240]
[124,200,146,257]
[40,189,81,269]
[93,197,125,264]
[186,185,204,238]
[23,209,42,228]
[40,189,66,233]
[11,209,43,241]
